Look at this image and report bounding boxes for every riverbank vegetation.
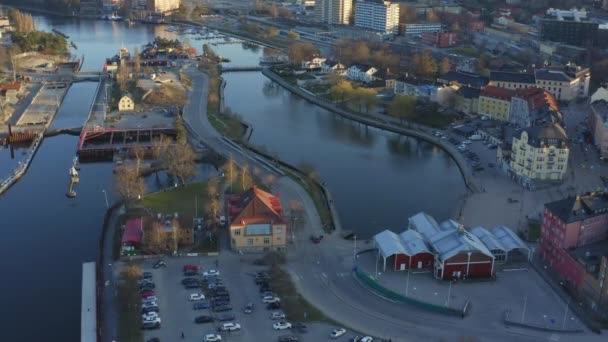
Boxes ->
[283,166,333,233]
[7,9,68,54]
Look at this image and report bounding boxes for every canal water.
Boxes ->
[0,15,465,341]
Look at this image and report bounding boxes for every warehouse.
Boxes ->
[373,229,434,272]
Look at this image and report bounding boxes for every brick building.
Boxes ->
[421,32,458,48]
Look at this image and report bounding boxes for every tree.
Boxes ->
[440,57,452,74]
[114,165,146,202]
[8,9,35,33]
[144,222,165,252]
[287,31,300,40]
[351,41,371,63]
[427,10,440,23]
[117,64,129,92]
[451,22,462,33]
[240,163,253,191]
[207,178,221,219]
[175,116,187,145]
[222,157,239,192]
[122,264,143,279]
[131,145,147,175]
[359,88,378,113]
[399,5,418,24]
[388,95,416,122]
[413,50,438,78]
[329,80,354,103]
[165,142,197,185]
[133,47,141,73]
[287,42,319,65]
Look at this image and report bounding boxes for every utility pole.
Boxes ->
[353,234,357,261]
[521,293,528,323]
[406,258,411,296]
[195,195,198,218]
[446,280,452,308]
[562,295,571,329]
[229,154,233,192]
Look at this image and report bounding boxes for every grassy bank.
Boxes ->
[117,265,143,341]
[269,265,328,322]
[283,169,333,233]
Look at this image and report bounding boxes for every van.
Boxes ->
[469,135,483,141]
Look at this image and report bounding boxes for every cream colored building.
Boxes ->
[227,186,287,252]
[118,95,134,112]
[147,0,180,14]
[314,0,353,25]
[478,86,513,121]
[510,122,569,183]
[535,67,590,101]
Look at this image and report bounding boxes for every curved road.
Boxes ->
[182,65,604,342]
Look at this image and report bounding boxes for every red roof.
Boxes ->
[122,218,143,245]
[229,186,285,226]
[480,86,514,101]
[0,81,21,91]
[513,87,559,112]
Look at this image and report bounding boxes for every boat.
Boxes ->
[52,28,69,39]
[166,26,176,32]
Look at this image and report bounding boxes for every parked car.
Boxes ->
[330,328,347,338]
[153,260,166,269]
[182,277,198,284]
[270,311,286,320]
[213,304,233,312]
[140,283,155,290]
[142,302,158,309]
[183,264,199,271]
[244,302,254,314]
[142,311,159,320]
[193,301,210,310]
[185,282,200,289]
[360,337,373,342]
[138,278,154,285]
[141,322,160,330]
[195,315,214,324]
[203,334,222,342]
[278,336,299,342]
[263,296,280,304]
[273,321,292,330]
[142,317,161,325]
[142,296,158,303]
[146,338,160,342]
[184,270,198,276]
[142,272,153,279]
[141,306,160,314]
[218,322,241,331]
[217,313,236,321]
[310,235,324,243]
[204,269,220,277]
[293,322,307,333]
[267,302,281,310]
[189,293,205,301]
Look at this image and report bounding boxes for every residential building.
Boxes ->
[314,0,353,25]
[354,0,400,34]
[540,8,598,47]
[589,99,608,159]
[147,0,180,14]
[534,66,590,101]
[393,76,434,98]
[489,71,536,90]
[321,59,346,74]
[421,31,458,47]
[118,94,135,112]
[347,64,378,83]
[227,186,287,252]
[437,71,488,88]
[399,22,442,35]
[509,122,569,183]
[454,86,480,115]
[540,193,608,293]
[509,87,559,128]
[478,86,513,121]
[301,56,326,70]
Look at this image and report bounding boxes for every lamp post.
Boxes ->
[353,234,357,261]
[102,189,109,209]
[521,293,528,323]
[562,295,571,329]
[446,280,452,308]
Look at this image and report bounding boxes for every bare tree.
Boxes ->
[122,264,143,279]
[134,47,141,74]
[117,64,130,92]
[114,165,146,202]
[222,157,239,192]
[241,163,253,191]
[165,143,197,185]
[131,145,147,175]
[144,221,165,252]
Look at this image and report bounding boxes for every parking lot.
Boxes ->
[138,255,374,342]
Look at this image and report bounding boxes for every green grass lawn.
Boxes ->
[450,47,480,57]
[209,113,247,140]
[142,182,208,223]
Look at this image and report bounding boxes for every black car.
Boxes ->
[244,302,254,314]
[216,313,235,321]
[140,283,155,290]
[195,315,214,324]
[141,322,161,330]
[212,291,230,298]
[146,338,160,342]
[293,322,307,333]
[212,304,233,312]
[142,272,153,279]
[278,336,299,342]
[266,302,281,310]
[182,277,199,285]
[184,270,198,276]
[212,300,231,308]
[259,285,271,293]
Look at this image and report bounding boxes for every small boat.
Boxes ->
[166,26,176,32]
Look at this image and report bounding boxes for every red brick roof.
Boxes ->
[0,81,21,91]
[229,186,285,226]
[513,87,559,112]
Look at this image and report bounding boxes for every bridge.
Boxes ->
[219,65,264,73]
[75,71,103,76]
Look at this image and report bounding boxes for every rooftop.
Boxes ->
[535,69,571,82]
[569,239,608,277]
[545,192,608,224]
[438,71,489,88]
[523,121,568,147]
[229,186,285,226]
[480,85,514,101]
[457,86,481,99]
[490,71,536,84]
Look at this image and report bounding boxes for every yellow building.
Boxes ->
[510,122,569,183]
[227,186,287,253]
[478,86,513,121]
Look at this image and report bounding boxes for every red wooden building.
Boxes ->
[373,229,434,272]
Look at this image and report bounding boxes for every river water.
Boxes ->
[0,15,465,341]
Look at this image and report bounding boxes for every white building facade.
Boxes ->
[354,0,400,34]
[314,0,353,25]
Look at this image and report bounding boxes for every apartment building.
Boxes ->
[147,0,180,14]
[478,86,513,121]
[489,71,536,90]
[540,8,598,47]
[535,66,590,101]
[541,193,608,311]
[400,22,442,35]
[590,99,608,159]
[509,87,559,128]
[315,0,353,25]
[354,0,400,34]
[510,122,569,182]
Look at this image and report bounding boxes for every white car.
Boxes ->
[142,296,158,303]
[273,321,292,330]
[463,140,472,144]
[141,312,159,320]
[189,293,205,301]
[330,328,347,338]
[270,311,285,320]
[219,322,241,331]
[262,296,280,304]
[142,302,158,309]
[142,317,161,324]
[361,337,373,342]
[203,334,222,342]
[204,269,220,277]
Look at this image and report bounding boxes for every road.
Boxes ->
[181,66,606,341]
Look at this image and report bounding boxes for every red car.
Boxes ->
[183,264,199,271]
[141,291,155,299]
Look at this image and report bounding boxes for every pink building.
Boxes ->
[540,193,608,288]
